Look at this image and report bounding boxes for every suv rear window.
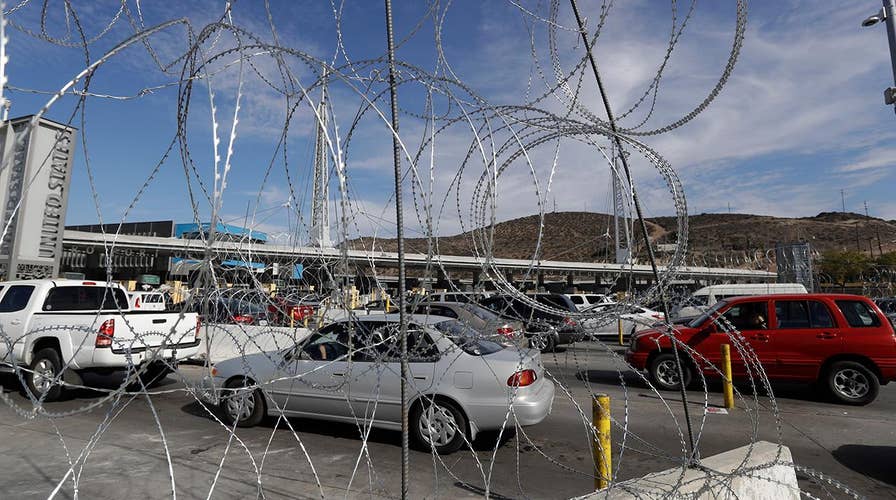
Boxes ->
[43,286,129,311]
[536,295,574,311]
[835,300,881,328]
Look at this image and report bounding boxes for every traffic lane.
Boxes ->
[0,369,594,499]
[541,342,896,498]
[1,348,894,499]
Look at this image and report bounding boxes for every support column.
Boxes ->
[472,270,482,291]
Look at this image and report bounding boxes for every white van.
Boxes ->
[564,293,615,311]
[675,283,808,319]
[129,291,168,311]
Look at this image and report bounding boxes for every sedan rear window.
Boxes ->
[835,300,881,328]
[434,320,503,356]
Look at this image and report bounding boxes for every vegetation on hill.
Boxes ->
[350,211,896,269]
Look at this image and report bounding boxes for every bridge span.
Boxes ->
[61,230,776,283]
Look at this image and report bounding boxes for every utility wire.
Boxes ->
[569,0,698,464]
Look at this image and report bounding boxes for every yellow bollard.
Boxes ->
[386,295,391,313]
[303,316,309,328]
[592,394,612,490]
[617,318,624,346]
[721,343,735,409]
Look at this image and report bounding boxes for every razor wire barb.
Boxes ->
[0,1,864,499]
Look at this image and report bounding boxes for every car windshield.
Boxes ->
[687,300,729,328]
[433,319,504,356]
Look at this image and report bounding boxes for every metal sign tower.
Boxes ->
[309,77,333,248]
[612,153,632,265]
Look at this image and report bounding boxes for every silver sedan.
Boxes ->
[208,314,555,454]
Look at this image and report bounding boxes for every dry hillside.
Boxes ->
[350,211,896,265]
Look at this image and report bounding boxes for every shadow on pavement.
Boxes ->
[575,369,648,388]
[180,400,517,452]
[574,369,829,405]
[0,371,180,403]
[832,445,896,486]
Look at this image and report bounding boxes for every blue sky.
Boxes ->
[5,1,896,244]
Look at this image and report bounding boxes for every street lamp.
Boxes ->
[863,1,896,110]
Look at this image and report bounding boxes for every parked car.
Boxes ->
[412,301,524,346]
[479,293,582,352]
[194,296,271,325]
[208,314,555,453]
[580,302,665,339]
[266,293,319,326]
[0,279,201,401]
[674,283,807,319]
[426,292,473,303]
[564,293,614,311]
[626,294,896,405]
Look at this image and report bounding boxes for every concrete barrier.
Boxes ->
[580,441,799,499]
[195,324,312,364]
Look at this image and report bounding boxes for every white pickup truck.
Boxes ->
[0,279,200,401]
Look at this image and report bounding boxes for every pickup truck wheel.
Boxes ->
[220,378,265,427]
[648,353,693,391]
[27,348,64,402]
[825,361,879,406]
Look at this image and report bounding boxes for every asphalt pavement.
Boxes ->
[0,343,894,499]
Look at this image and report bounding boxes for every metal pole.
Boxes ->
[569,0,697,461]
[883,0,896,113]
[592,394,612,490]
[720,344,735,409]
[383,1,410,497]
[617,318,624,346]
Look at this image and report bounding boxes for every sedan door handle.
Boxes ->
[752,334,769,342]
[10,319,20,325]
[816,332,838,339]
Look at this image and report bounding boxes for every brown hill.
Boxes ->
[350,211,896,265]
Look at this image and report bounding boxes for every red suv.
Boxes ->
[625,294,896,405]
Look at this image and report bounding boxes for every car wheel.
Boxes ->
[26,348,64,402]
[411,398,468,454]
[220,378,266,427]
[825,361,879,406]
[648,353,692,391]
[528,332,555,353]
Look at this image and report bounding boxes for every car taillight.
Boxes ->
[232,314,254,324]
[652,314,664,321]
[507,369,537,387]
[195,316,202,339]
[563,317,577,327]
[496,326,514,337]
[134,297,141,309]
[291,305,314,320]
[96,319,115,347]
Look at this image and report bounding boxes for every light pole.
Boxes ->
[863,0,896,112]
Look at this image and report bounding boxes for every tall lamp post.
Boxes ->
[863,0,896,111]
